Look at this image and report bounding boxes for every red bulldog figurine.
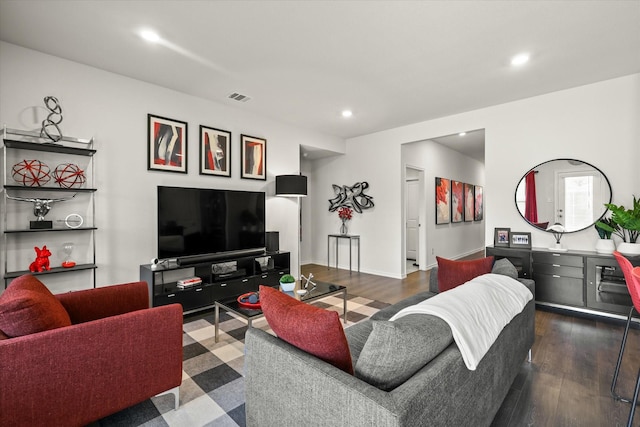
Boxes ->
[29,245,52,272]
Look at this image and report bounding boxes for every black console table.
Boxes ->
[140,251,289,314]
[486,246,640,320]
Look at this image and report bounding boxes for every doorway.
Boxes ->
[405,166,425,276]
[556,170,605,229]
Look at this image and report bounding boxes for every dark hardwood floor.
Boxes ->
[302,262,640,427]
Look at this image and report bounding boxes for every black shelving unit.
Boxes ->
[2,128,97,289]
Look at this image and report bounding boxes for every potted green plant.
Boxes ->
[597,195,640,255]
[594,217,618,254]
[279,273,296,292]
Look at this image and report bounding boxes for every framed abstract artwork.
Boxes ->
[147,114,187,174]
[435,177,450,224]
[474,185,484,221]
[200,125,231,177]
[464,183,474,222]
[241,134,267,180]
[451,180,464,223]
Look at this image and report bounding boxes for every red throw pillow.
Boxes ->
[259,285,354,374]
[0,274,71,338]
[436,256,495,292]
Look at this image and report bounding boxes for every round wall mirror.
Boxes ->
[515,159,611,233]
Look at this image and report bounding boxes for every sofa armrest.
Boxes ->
[56,281,150,324]
[245,328,401,427]
[429,267,440,293]
[0,303,183,427]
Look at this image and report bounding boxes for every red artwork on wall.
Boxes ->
[436,177,450,224]
[474,185,484,221]
[451,180,463,223]
[464,183,474,222]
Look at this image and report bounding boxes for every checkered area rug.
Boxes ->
[97,294,389,427]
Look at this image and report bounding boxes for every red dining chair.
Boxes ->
[627,266,640,426]
[611,252,640,410]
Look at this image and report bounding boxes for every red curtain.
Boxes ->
[524,171,538,222]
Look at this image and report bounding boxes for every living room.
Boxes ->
[1,1,639,426]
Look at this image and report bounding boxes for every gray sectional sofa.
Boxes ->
[245,272,535,427]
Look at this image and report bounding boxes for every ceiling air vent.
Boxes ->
[228,92,251,102]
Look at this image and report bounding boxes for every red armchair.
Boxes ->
[0,276,183,427]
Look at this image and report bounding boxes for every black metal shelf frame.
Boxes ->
[2,127,97,289]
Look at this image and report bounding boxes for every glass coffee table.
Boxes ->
[214,281,347,342]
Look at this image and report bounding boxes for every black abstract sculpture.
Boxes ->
[328,181,375,213]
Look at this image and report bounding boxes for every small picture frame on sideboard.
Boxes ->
[509,231,532,249]
[494,227,511,247]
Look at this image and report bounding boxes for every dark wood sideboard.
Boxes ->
[486,246,640,320]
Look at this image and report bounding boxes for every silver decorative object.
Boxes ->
[40,96,64,143]
[300,273,317,296]
[64,213,84,229]
[6,194,75,229]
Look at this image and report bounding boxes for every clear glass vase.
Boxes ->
[340,219,348,235]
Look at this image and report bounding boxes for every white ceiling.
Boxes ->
[1,1,639,163]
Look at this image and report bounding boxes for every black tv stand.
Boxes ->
[140,251,290,314]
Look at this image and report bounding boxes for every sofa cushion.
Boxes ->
[259,285,354,374]
[355,314,453,391]
[491,258,519,279]
[436,256,494,292]
[0,274,71,338]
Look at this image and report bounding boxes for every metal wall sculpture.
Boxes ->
[328,182,375,213]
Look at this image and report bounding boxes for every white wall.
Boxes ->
[307,135,484,279]
[0,42,344,291]
[309,140,402,277]
[309,73,639,278]
[485,75,639,250]
[3,41,637,287]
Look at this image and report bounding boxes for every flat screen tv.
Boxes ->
[157,186,265,262]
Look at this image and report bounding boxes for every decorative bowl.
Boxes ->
[237,292,261,309]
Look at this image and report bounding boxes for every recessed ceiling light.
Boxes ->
[139,29,161,43]
[511,53,530,66]
[341,110,353,118]
[458,132,466,136]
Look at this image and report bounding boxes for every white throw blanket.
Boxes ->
[389,273,532,370]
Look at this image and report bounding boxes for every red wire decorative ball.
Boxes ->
[53,163,86,189]
[11,159,51,187]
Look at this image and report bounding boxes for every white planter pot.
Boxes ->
[595,239,616,254]
[280,281,295,292]
[616,242,640,256]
